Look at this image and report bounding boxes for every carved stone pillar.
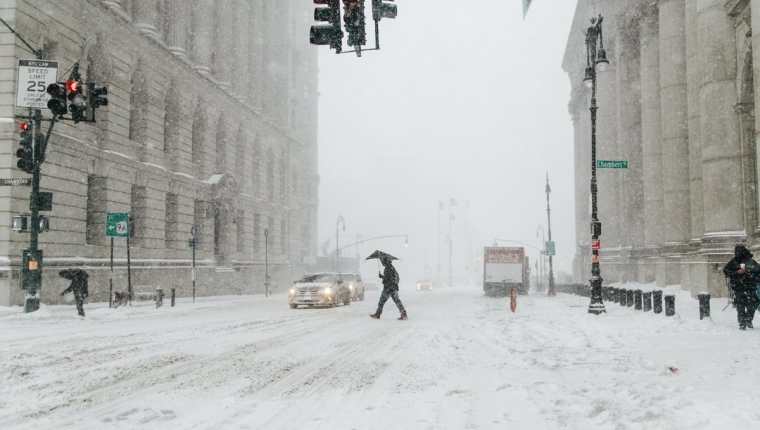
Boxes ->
[639,4,663,282]
[697,0,742,296]
[133,0,160,39]
[191,0,214,76]
[659,0,691,248]
[165,0,189,60]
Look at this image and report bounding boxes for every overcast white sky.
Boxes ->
[317,0,578,285]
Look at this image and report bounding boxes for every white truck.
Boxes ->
[483,247,530,297]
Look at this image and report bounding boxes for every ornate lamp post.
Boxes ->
[583,14,610,315]
[546,173,556,297]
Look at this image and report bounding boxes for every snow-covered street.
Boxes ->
[2,287,760,430]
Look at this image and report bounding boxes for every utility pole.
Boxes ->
[546,173,556,296]
[448,204,454,288]
[1,17,108,313]
[437,201,442,286]
[189,225,198,303]
[264,228,270,297]
[335,215,346,272]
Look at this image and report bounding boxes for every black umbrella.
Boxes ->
[59,269,88,281]
[366,250,399,261]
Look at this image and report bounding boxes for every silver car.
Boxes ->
[340,273,366,301]
[288,273,352,309]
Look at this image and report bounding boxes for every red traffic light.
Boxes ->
[66,79,79,93]
[19,122,29,132]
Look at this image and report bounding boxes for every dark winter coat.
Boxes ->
[723,246,760,293]
[380,263,399,291]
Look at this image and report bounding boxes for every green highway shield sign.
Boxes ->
[106,212,129,238]
[597,160,628,169]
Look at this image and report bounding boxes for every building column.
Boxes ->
[639,4,663,284]
[214,1,235,89]
[235,0,251,102]
[751,0,760,232]
[659,0,691,257]
[616,15,645,282]
[191,0,214,76]
[697,0,742,296]
[133,0,160,39]
[165,0,189,60]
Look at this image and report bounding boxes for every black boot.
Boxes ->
[369,313,380,319]
[398,311,407,320]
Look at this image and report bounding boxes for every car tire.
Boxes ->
[289,304,297,309]
[344,294,351,306]
[359,293,365,301]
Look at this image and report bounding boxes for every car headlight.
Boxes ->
[323,287,333,296]
[289,288,296,295]
[349,284,354,291]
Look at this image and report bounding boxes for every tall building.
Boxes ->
[0,0,319,306]
[564,0,759,296]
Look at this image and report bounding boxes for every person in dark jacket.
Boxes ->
[723,244,760,330]
[60,269,89,317]
[370,256,407,320]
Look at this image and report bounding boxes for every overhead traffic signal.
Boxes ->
[311,0,342,53]
[46,83,67,116]
[16,122,34,174]
[88,83,108,110]
[343,0,366,48]
[66,79,86,123]
[372,0,397,20]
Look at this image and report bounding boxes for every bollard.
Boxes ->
[664,294,675,316]
[619,289,627,306]
[610,287,617,303]
[626,289,634,307]
[653,290,663,314]
[171,288,176,307]
[602,287,609,301]
[156,288,164,308]
[698,293,710,320]
[634,289,643,310]
[642,291,652,312]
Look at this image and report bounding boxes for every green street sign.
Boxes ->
[597,160,628,169]
[546,240,556,257]
[106,212,129,238]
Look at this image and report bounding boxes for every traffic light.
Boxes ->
[67,79,86,123]
[16,122,34,174]
[372,0,397,20]
[343,0,366,48]
[46,82,68,116]
[311,0,342,52]
[88,83,108,109]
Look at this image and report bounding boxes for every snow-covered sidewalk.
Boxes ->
[1,288,759,429]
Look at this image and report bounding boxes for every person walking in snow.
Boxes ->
[60,269,89,317]
[370,256,408,320]
[723,244,760,330]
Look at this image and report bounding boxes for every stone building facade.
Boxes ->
[0,0,319,306]
[564,0,760,296]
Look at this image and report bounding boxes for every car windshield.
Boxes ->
[298,274,336,283]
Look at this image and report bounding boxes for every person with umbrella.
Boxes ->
[367,251,407,320]
[60,269,89,317]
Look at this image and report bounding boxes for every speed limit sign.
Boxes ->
[16,59,58,109]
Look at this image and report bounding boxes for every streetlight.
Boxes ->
[189,225,198,303]
[536,225,545,293]
[264,228,270,298]
[545,173,556,297]
[335,215,346,273]
[584,14,609,315]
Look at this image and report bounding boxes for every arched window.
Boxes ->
[163,79,181,162]
[192,102,207,177]
[267,149,275,201]
[215,115,228,174]
[128,59,149,151]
